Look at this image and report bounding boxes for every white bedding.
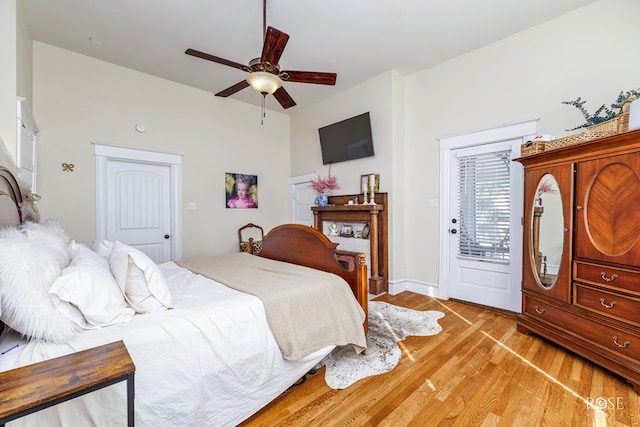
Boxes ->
[0,262,333,426]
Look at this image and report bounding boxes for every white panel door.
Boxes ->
[448,141,522,312]
[106,160,172,263]
[292,180,316,226]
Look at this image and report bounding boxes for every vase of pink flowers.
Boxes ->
[311,174,340,206]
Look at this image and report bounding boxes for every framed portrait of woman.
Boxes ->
[225,172,258,209]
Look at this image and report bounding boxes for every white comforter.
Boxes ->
[0,262,333,427]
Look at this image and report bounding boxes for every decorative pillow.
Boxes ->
[0,226,80,342]
[20,220,73,268]
[91,239,114,259]
[50,243,135,327]
[109,241,173,313]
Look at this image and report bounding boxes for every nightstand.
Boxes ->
[0,340,135,426]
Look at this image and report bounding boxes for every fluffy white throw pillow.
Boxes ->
[109,241,173,313]
[0,226,80,342]
[50,243,135,327]
[20,220,73,268]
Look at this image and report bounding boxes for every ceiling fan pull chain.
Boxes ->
[261,94,266,125]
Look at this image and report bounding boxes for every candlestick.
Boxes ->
[369,174,376,190]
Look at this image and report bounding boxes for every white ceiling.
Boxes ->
[21,0,598,113]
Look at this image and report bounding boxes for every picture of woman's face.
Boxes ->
[226,172,258,209]
[236,182,249,198]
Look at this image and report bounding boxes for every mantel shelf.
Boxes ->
[311,204,384,213]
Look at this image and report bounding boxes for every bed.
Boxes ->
[0,166,368,426]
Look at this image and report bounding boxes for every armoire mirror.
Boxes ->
[531,174,563,288]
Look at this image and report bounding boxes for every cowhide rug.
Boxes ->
[322,301,445,389]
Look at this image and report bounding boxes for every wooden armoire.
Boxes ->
[516,129,640,392]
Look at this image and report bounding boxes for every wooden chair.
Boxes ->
[238,223,264,254]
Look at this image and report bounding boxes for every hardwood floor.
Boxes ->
[240,291,640,426]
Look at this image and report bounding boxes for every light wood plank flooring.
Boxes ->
[240,291,640,426]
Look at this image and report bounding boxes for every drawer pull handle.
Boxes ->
[599,298,617,309]
[534,306,545,315]
[612,336,630,348]
[600,272,618,282]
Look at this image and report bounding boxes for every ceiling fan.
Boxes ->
[185,0,337,110]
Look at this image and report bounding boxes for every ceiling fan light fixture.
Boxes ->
[246,71,282,95]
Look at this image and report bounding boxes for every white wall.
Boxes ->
[403,0,640,286]
[290,71,406,280]
[289,0,640,292]
[0,0,34,173]
[6,0,639,287]
[0,0,18,162]
[16,0,33,106]
[32,43,291,258]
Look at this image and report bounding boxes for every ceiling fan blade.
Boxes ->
[260,26,289,66]
[185,48,248,71]
[281,71,337,85]
[215,80,250,97]
[273,86,297,109]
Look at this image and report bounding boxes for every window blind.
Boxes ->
[457,150,511,262]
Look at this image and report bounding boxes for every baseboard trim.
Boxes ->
[389,279,439,297]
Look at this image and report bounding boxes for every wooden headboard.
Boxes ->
[0,166,23,227]
[0,166,24,333]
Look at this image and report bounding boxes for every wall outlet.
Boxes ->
[187,202,197,210]
[427,198,438,208]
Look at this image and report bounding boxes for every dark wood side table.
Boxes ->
[0,340,135,426]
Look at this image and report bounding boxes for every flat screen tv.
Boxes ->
[318,112,374,165]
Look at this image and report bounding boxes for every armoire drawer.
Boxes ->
[523,294,640,362]
[574,261,640,296]
[573,283,640,328]
[522,294,574,330]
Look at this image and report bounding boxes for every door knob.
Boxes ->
[450,229,458,234]
[164,234,170,239]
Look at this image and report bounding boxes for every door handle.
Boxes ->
[164,234,170,239]
[450,218,458,234]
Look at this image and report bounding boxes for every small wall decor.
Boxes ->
[61,163,74,172]
[225,172,258,209]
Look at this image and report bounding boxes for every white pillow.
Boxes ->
[50,244,135,327]
[109,241,173,313]
[0,226,80,342]
[20,220,73,268]
[91,239,114,259]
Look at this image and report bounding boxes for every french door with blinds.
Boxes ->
[448,140,522,312]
